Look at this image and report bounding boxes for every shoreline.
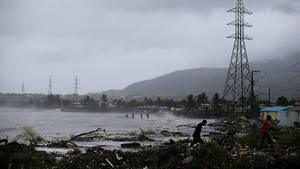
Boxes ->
[1,117,300,168]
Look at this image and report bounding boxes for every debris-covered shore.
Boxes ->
[1,117,300,169]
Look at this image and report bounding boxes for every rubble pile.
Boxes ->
[211,117,300,169]
[0,141,55,169]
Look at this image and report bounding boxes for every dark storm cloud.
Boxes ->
[0,0,299,94]
[96,0,300,14]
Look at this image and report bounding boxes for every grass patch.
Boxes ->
[278,130,300,147]
[237,131,261,146]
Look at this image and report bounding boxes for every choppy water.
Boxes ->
[0,107,216,150]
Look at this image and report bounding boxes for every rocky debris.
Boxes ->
[47,140,78,148]
[0,141,55,169]
[110,134,153,142]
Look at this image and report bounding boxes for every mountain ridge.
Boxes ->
[91,55,300,100]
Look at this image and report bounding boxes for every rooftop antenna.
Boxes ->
[223,0,253,113]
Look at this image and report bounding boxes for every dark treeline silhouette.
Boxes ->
[0,93,297,117]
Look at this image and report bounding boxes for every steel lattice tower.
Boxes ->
[73,76,79,101]
[223,0,252,109]
[48,76,52,95]
[74,76,78,95]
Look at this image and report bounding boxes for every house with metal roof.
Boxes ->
[286,106,300,124]
[260,106,295,127]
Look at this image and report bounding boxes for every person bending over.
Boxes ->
[190,120,207,147]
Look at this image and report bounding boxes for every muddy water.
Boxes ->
[0,107,216,150]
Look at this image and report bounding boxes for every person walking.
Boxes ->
[260,115,273,146]
[190,120,207,147]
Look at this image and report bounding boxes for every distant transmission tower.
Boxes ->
[22,82,25,94]
[74,76,79,94]
[223,0,252,111]
[73,76,79,100]
[48,76,52,95]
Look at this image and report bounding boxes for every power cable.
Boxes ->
[262,57,300,75]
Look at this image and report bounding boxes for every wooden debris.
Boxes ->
[70,128,106,141]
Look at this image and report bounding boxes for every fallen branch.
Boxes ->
[176,124,196,128]
[70,128,107,141]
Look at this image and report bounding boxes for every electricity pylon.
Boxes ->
[223,0,252,113]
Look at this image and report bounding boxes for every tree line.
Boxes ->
[10,93,298,112]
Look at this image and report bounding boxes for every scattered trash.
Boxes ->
[106,158,114,168]
[116,153,123,160]
[239,151,248,156]
[182,156,193,164]
[186,147,192,156]
[237,144,243,150]
[240,116,247,121]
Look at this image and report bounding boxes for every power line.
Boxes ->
[259,83,300,92]
[263,59,300,75]
[272,73,300,86]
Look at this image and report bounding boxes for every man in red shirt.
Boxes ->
[260,115,273,146]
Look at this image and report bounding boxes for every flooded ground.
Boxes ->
[0,107,216,151]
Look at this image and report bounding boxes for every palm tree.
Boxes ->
[211,93,220,110]
[196,92,209,106]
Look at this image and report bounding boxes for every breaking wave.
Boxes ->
[14,125,43,144]
[44,134,73,143]
[13,124,73,144]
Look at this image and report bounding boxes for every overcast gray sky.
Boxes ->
[1,0,300,94]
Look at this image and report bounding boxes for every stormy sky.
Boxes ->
[0,0,300,94]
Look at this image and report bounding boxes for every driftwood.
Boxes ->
[45,128,107,148]
[70,128,106,141]
[0,139,8,145]
[176,124,196,128]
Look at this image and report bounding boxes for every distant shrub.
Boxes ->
[238,131,261,146]
[245,111,252,119]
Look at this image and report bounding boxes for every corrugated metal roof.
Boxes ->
[261,106,293,112]
[286,106,300,112]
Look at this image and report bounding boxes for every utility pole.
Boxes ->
[250,70,260,113]
[223,0,253,114]
[268,88,271,105]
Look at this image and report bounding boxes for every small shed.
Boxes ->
[286,106,300,123]
[260,106,295,127]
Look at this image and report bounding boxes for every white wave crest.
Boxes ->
[14,124,43,144]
